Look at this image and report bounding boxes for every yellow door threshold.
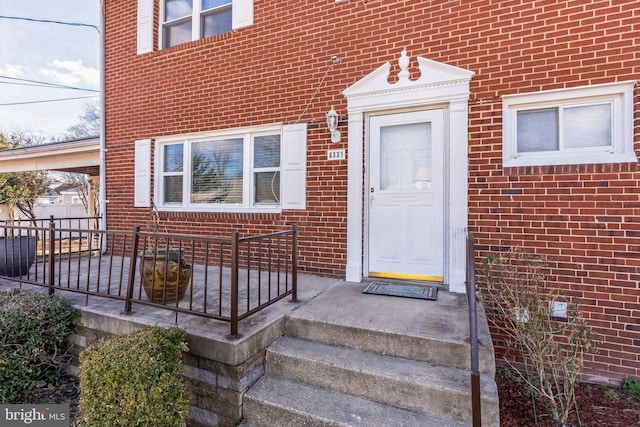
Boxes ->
[367,271,444,283]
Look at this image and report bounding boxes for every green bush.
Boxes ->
[79,326,189,427]
[0,289,81,403]
[621,378,640,399]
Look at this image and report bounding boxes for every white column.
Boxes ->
[448,99,469,293]
[345,111,364,282]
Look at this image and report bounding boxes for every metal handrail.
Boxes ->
[466,232,482,427]
[0,219,298,337]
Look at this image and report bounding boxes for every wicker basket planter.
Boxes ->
[139,248,192,304]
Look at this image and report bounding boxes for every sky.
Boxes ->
[0,0,100,140]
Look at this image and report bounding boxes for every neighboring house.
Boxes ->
[102,0,639,384]
[0,179,86,224]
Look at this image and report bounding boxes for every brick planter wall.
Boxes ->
[69,325,266,427]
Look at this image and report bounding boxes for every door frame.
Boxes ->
[365,108,446,282]
[342,52,474,293]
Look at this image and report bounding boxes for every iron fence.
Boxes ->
[0,215,101,233]
[0,217,298,336]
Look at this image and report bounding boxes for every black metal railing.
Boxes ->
[466,232,481,427]
[1,215,101,233]
[0,218,298,337]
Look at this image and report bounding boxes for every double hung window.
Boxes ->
[502,81,635,167]
[162,0,232,48]
[136,0,253,54]
[140,124,306,212]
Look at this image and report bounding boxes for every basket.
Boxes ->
[139,249,192,303]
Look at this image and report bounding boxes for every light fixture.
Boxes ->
[326,106,341,143]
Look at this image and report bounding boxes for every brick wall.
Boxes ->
[105,1,639,382]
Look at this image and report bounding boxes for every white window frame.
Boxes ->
[502,81,636,167]
[154,124,297,213]
[160,0,231,48]
[154,0,253,50]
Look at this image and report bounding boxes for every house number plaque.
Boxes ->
[327,149,346,161]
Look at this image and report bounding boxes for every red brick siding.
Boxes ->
[104,0,640,382]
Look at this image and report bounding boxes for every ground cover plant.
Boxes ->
[0,289,80,403]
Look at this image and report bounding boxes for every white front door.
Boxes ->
[368,109,445,282]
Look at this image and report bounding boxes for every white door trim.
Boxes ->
[342,51,474,293]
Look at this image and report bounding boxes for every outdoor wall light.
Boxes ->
[326,106,341,143]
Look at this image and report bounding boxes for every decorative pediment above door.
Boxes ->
[342,50,475,111]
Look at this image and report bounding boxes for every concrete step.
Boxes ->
[241,282,500,427]
[243,374,470,427]
[265,336,499,426]
[285,284,496,374]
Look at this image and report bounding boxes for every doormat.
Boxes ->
[362,282,438,300]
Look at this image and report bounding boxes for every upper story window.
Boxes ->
[502,81,636,167]
[162,0,232,48]
[137,0,254,54]
[134,124,307,212]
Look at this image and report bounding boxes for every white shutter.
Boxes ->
[232,0,254,30]
[137,0,154,54]
[281,123,307,210]
[134,139,152,207]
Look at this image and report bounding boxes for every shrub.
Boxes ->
[0,289,81,403]
[481,249,596,426]
[79,326,189,427]
[621,378,640,399]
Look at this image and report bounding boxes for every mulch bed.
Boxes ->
[28,374,80,426]
[497,367,640,426]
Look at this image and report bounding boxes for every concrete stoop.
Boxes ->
[242,282,500,427]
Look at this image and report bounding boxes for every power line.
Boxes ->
[0,75,99,93]
[0,95,99,107]
[0,81,52,89]
[0,15,100,33]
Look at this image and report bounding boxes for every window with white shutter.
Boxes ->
[137,0,253,52]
